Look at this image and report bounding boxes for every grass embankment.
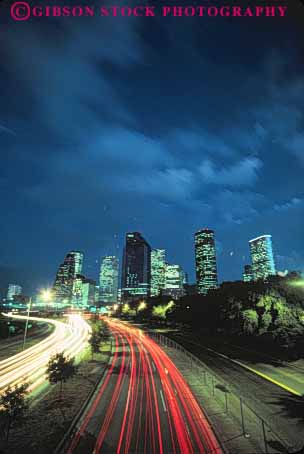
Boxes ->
[0,341,111,454]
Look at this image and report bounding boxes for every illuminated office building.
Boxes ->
[53,250,84,303]
[72,274,96,308]
[72,275,84,306]
[195,229,218,295]
[80,278,96,308]
[243,264,253,282]
[121,232,151,301]
[73,251,84,276]
[249,235,276,280]
[151,249,166,297]
[164,264,185,299]
[6,284,22,301]
[99,256,119,304]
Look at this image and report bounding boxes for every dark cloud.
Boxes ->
[199,157,262,186]
[0,1,304,295]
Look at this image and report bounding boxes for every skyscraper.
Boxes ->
[73,251,84,276]
[151,249,166,297]
[6,284,22,301]
[195,229,218,295]
[53,250,84,303]
[249,235,276,280]
[81,278,97,308]
[99,256,119,304]
[164,264,185,300]
[72,274,96,308]
[243,264,253,282]
[122,232,151,301]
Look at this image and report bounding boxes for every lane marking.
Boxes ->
[159,389,167,412]
[233,361,302,397]
[203,346,302,397]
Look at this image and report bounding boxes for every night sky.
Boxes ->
[0,0,304,296]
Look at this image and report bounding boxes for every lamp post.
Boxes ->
[22,297,32,351]
[22,289,53,351]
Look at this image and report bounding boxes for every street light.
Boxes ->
[23,288,54,350]
[138,301,147,312]
[40,288,53,312]
[40,289,52,302]
[22,297,32,351]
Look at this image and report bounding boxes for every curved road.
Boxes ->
[0,313,91,392]
[0,322,53,360]
[68,319,222,454]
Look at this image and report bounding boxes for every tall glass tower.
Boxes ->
[195,229,218,295]
[249,235,276,280]
[53,250,84,303]
[72,275,96,309]
[6,284,22,301]
[243,264,253,282]
[99,256,119,304]
[121,232,151,301]
[164,264,185,299]
[151,249,166,297]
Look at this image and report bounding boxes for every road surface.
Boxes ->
[0,321,52,360]
[68,319,222,454]
[0,313,90,393]
[166,332,304,451]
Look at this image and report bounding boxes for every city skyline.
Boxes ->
[1,225,300,299]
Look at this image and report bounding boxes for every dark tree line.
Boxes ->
[118,273,304,358]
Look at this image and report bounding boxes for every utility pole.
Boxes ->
[22,297,32,351]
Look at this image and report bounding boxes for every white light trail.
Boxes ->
[0,313,91,393]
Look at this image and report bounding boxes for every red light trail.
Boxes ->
[68,319,222,454]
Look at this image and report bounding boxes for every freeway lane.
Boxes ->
[68,319,222,454]
[167,333,304,451]
[0,313,91,392]
[0,321,53,361]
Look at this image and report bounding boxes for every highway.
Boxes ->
[68,319,222,454]
[0,313,91,393]
[0,321,53,360]
[167,332,304,452]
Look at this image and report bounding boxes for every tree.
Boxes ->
[0,382,29,441]
[97,320,109,341]
[88,320,109,359]
[46,352,77,399]
[152,301,175,322]
[242,309,258,335]
[89,330,102,359]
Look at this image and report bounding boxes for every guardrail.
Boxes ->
[149,331,301,454]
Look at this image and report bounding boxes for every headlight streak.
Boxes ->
[0,313,91,393]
